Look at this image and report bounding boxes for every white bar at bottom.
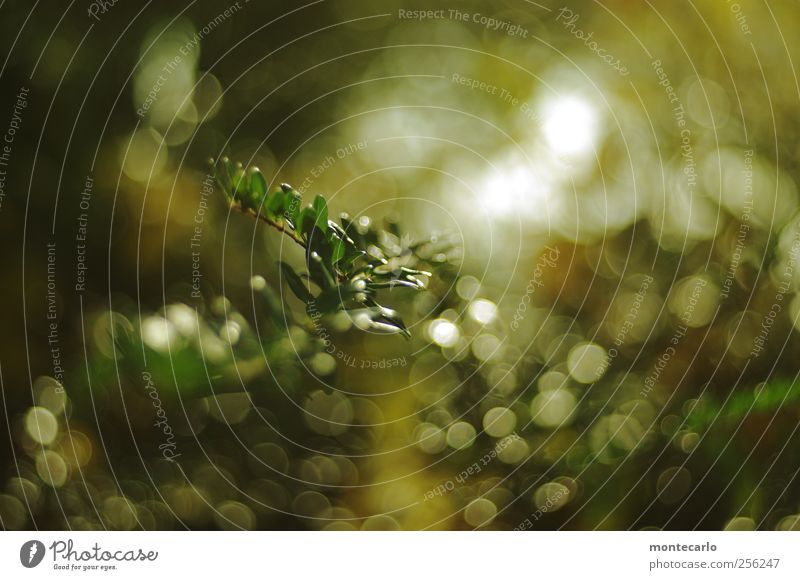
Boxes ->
[1,532,796,579]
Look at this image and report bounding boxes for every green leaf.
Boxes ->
[265,189,285,218]
[328,221,361,266]
[222,157,235,184]
[281,184,302,223]
[307,246,335,289]
[312,195,328,232]
[340,213,354,234]
[367,279,424,290]
[232,163,247,201]
[296,206,317,240]
[279,261,312,303]
[213,157,235,202]
[331,236,345,266]
[348,305,410,338]
[249,168,267,196]
[252,278,289,327]
[374,265,431,277]
[307,224,333,263]
[328,220,349,241]
[314,282,362,313]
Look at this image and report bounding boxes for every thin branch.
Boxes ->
[233,202,308,250]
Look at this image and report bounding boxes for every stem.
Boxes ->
[235,203,307,249]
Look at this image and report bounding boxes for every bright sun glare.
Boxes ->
[483,164,550,219]
[542,96,597,156]
[477,95,599,222]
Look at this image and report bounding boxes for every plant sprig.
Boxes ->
[210,157,439,337]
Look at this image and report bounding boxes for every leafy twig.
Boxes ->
[210,157,440,337]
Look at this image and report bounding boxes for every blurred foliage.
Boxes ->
[2,0,800,532]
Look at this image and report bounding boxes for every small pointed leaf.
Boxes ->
[279,261,312,302]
